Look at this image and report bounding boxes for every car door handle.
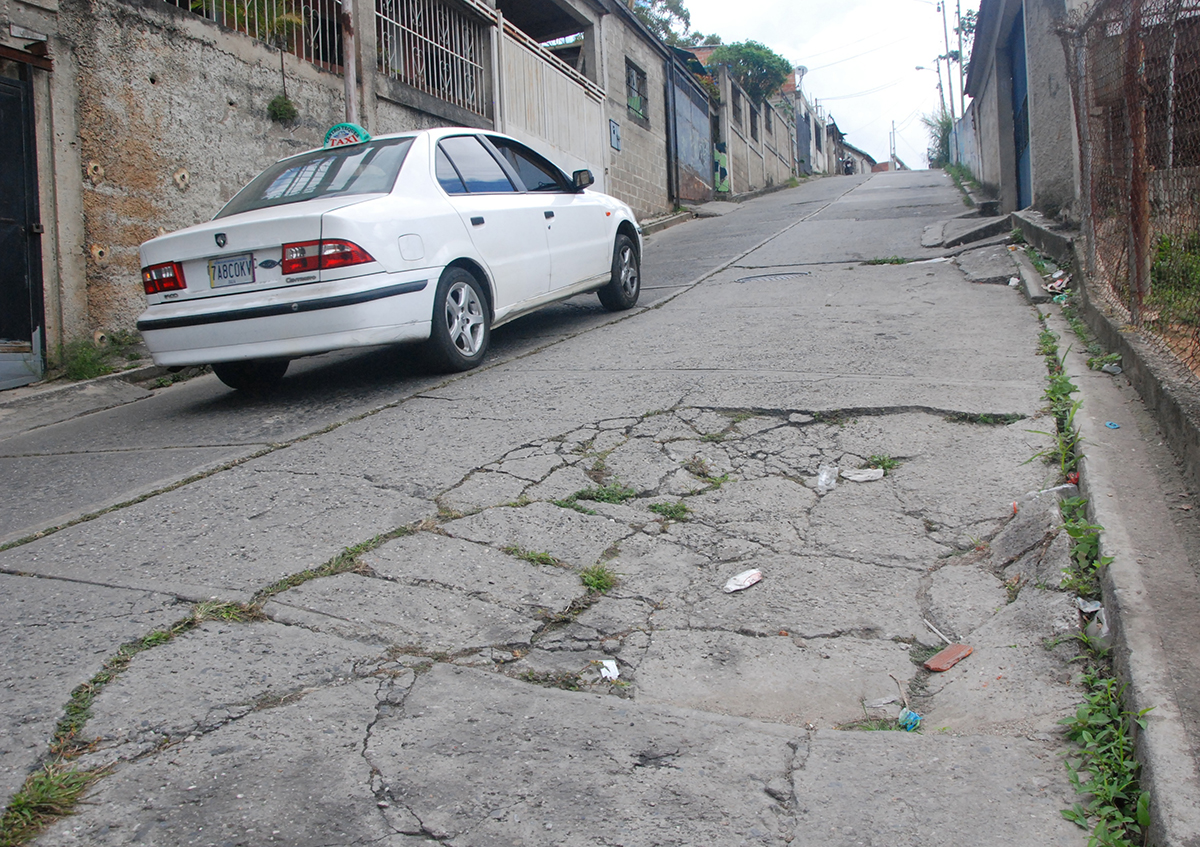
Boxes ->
[544,211,555,219]
[471,216,484,226]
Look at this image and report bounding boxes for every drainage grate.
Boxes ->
[734,272,813,283]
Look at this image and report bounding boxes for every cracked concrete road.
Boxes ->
[3,171,1088,845]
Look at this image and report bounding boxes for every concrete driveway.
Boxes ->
[1,170,1087,846]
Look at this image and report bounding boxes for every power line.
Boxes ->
[818,80,903,101]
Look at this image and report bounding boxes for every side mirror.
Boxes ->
[572,169,595,191]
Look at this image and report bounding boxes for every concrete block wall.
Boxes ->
[600,13,670,221]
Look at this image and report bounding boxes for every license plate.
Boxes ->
[209,254,255,287]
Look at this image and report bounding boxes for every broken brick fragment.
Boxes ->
[924,643,973,672]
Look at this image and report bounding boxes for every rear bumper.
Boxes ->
[138,271,436,366]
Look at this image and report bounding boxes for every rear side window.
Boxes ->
[437,136,516,194]
[216,138,414,218]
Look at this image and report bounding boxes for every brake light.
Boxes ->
[281,239,374,275]
[142,261,186,295]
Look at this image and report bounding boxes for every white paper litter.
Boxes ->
[1008,277,1020,287]
[723,569,763,593]
[841,468,885,482]
[599,660,620,681]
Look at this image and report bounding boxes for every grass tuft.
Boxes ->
[503,546,566,567]
[580,564,617,593]
[648,501,690,521]
[573,483,637,504]
[0,765,102,847]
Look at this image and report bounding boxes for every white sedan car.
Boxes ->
[137,127,642,390]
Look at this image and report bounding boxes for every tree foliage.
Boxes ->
[922,110,953,168]
[630,0,690,42]
[707,40,792,104]
[955,9,978,64]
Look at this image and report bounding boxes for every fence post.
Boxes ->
[1125,0,1151,325]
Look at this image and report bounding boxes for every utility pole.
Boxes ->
[956,0,966,116]
[891,121,897,171]
[939,2,956,123]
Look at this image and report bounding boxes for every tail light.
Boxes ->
[142,262,186,295]
[281,239,374,275]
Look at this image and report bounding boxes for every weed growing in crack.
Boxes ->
[909,643,939,666]
[649,501,690,521]
[1058,496,1111,599]
[580,564,618,593]
[1060,670,1153,845]
[551,497,597,515]
[1038,328,1060,357]
[503,546,566,567]
[253,527,411,603]
[866,454,901,474]
[518,670,582,691]
[700,432,727,443]
[863,256,910,265]
[1005,574,1022,603]
[573,483,637,504]
[1087,351,1122,371]
[0,764,103,847]
[945,411,1024,426]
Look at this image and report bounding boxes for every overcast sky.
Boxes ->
[683,0,982,167]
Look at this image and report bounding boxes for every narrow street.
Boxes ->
[1,171,1087,845]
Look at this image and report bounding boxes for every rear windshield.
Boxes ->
[216,138,414,219]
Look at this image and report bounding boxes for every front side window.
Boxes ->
[437,136,516,194]
[626,59,648,123]
[488,137,568,192]
[217,138,413,218]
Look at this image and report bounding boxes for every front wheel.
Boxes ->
[425,267,490,372]
[211,358,289,392]
[597,234,640,311]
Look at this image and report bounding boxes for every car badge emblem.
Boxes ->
[258,259,279,269]
[215,233,227,248]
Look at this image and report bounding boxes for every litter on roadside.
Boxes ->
[865,696,897,709]
[1008,277,1020,287]
[1101,363,1123,375]
[815,464,839,495]
[841,468,885,483]
[723,569,763,593]
[898,708,922,731]
[1044,277,1070,294]
[1084,608,1111,649]
[599,659,620,681]
[1105,421,1121,429]
[1075,597,1103,614]
[922,618,974,672]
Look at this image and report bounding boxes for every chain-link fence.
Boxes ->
[1064,0,1200,379]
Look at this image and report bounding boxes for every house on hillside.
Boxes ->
[780,71,828,176]
[0,0,717,387]
[685,44,798,194]
[954,0,1081,216]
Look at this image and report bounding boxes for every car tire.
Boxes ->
[211,359,289,391]
[426,267,490,372]
[597,233,640,311]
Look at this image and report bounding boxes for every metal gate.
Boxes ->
[0,73,44,390]
[1009,7,1033,209]
[671,70,713,203]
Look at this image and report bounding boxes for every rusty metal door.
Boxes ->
[0,73,44,389]
[671,73,713,203]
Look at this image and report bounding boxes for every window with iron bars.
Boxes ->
[163,0,343,71]
[626,59,648,123]
[731,88,742,127]
[750,105,759,141]
[377,0,489,117]
[764,106,772,135]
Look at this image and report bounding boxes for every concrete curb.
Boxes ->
[640,210,694,236]
[1049,311,1200,847]
[1012,209,1076,265]
[0,363,167,410]
[1011,248,1052,304]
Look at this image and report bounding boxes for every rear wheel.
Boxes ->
[597,234,640,311]
[426,267,490,372]
[211,358,289,391]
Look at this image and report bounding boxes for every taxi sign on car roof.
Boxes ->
[324,123,372,148]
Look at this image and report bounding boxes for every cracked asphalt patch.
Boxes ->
[9,172,1089,845]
